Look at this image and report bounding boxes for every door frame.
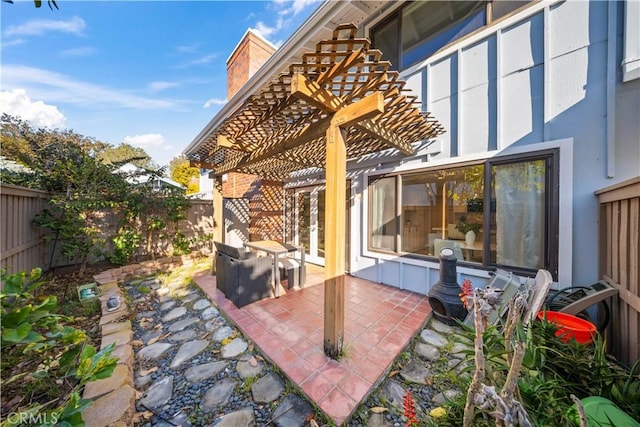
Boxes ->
[287,180,351,271]
[294,186,325,266]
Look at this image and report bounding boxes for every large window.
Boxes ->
[371,1,532,70]
[368,151,558,276]
[370,176,397,252]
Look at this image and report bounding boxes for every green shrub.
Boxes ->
[1,268,118,426]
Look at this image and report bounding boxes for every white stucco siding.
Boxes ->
[460,38,496,155]
[500,13,545,148]
[429,56,457,159]
[404,71,423,105]
[548,0,608,59]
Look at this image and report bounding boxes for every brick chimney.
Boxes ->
[223,30,283,242]
[227,29,276,99]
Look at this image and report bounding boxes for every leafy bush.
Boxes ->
[108,227,142,266]
[1,268,117,426]
[436,316,640,426]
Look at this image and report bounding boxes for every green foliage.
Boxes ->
[171,231,191,256]
[95,143,155,169]
[1,269,118,427]
[455,216,481,235]
[169,156,200,194]
[0,268,60,348]
[435,318,640,426]
[2,114,196,268]
[33,199,111,273]
[1,0,59,9]
[108,227,142,265]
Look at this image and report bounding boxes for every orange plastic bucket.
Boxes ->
[537,311,596,344]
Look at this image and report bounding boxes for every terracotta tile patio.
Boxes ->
[193,265,431,425]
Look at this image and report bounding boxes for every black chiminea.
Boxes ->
[428,248,468,325]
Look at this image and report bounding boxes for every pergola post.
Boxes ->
[212,175,224,273]
[188,24,445,358]
[324,124,347,358]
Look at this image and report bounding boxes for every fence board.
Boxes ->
[1,185,51,274]
[1,183,214,275]
[597,177,640,367]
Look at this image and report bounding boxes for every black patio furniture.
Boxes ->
[214,241,274,308]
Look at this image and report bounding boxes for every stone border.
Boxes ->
[81,254,202,427]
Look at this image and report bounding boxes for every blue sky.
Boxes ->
[1,0,320,167]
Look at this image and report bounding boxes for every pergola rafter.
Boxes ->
[188,23,444,178]
[187,23,445,357]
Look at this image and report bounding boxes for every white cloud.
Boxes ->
[2,64,180,110]
[149,81,179,92]
[252,0,320,45]
[123,133,166,149]
[60,47,97,57]
[275,0,320,16]
[254,21,278,38]
[176,43,200,54]
[0,88,66,128]
[203,98,226,108]
[2,38,26,49]
[4,16,86,37]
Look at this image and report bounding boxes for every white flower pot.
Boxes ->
[465,230,476,246]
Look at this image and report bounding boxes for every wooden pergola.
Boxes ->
[189,24,444,357]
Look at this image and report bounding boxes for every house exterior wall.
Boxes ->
[313,0,640,293]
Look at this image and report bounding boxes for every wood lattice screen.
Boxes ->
[188,24,445,180]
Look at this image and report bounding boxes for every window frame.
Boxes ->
[369,1,535,71]
[366,149,559,278]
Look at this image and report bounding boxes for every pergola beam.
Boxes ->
[291,73,410,154]
[214,114,332,175]
[291,72,343,111]
[333,93,383,128]
[354,119,413,155]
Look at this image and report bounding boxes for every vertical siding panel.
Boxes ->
[1,193,7,260]
[460,38,496,154]
[495,29,502,150]
[605,203,612,277]
[628,198,639,363]
[598,179,640,366]
[619,202,628,361]
[430,56,455,158]
[611,201,619,283]
[8,195,15,263]
[620,199,629,289]
[500,12,544,148]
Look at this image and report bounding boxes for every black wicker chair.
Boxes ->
[214,242,274,308]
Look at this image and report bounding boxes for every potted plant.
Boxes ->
[456,216,481,245]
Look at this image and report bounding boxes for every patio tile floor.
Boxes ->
[193,266,431,425]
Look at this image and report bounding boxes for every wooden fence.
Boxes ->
[597,176,640,367]
[1,184,53,274]
[1,183,214,275]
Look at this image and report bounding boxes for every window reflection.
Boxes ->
[370,176,397,251]
[401,165,485,262]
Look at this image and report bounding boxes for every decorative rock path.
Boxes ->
[118,265,474,427]
[126,276,318,427]
[347,319,472,427]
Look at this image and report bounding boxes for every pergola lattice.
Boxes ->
[189,23,444,180]
[189,23,444,357]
